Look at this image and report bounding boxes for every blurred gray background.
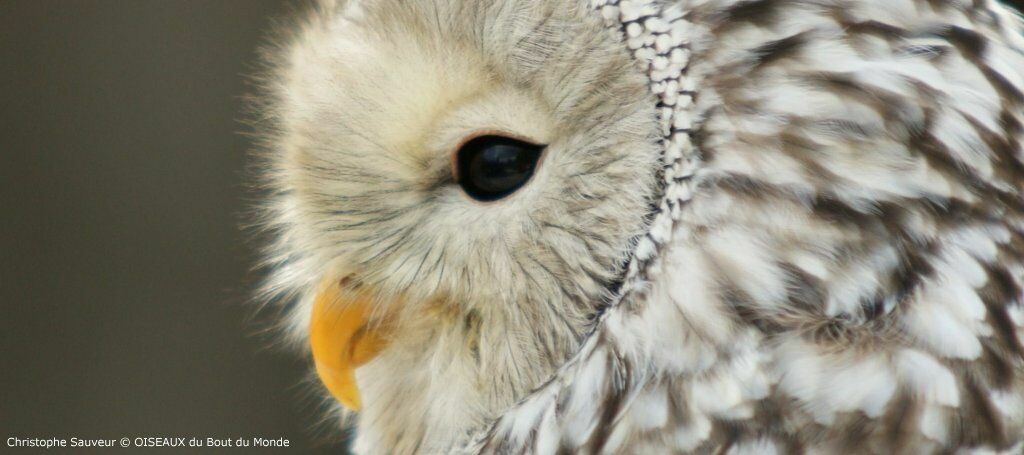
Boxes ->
[0,1,348,452]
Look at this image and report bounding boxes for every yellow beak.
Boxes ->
[309,279,389,410]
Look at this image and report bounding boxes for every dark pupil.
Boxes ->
[457,135,544,201]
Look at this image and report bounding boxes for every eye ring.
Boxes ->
[451,132,546,202]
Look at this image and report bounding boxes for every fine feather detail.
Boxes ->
[254,0,1024,452]
[466,0,1024,453]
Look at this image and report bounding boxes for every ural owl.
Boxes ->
[254,0,1024,452]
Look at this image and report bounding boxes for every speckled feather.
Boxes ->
[255,0,1024,453]
[469,0,1024,453]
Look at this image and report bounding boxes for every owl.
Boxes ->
[253,0,1024,452]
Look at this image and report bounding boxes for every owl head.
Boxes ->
[255,0,660,450]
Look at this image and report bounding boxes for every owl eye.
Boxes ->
[455,135,544,202]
